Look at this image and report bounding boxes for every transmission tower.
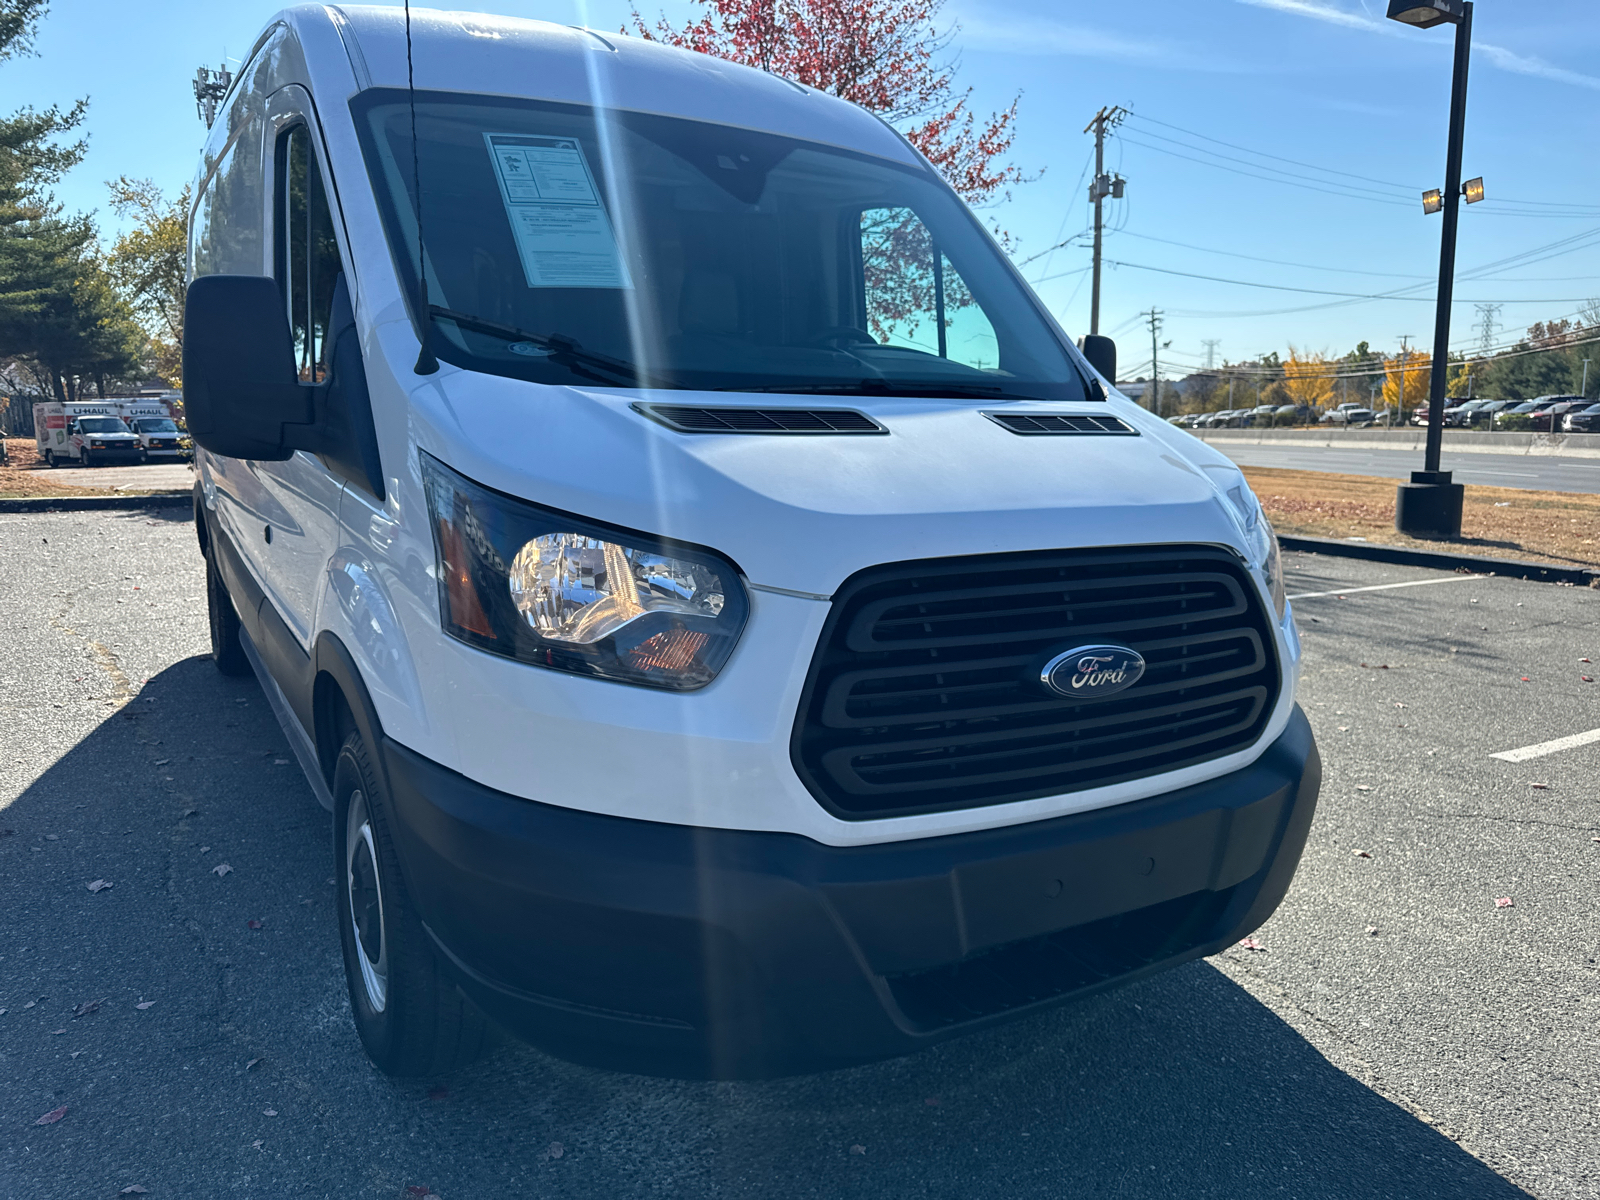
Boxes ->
[1474,303,1502,356]
[1200,339,1221,371]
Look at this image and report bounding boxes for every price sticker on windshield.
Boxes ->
[484,133,632,290]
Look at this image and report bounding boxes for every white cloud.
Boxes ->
[1237,0,1600,92]
[954,10,1219,69]
[1478,43,1600,93]
[1234,0,1384,32]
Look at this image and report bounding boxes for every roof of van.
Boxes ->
[287,5,921,168]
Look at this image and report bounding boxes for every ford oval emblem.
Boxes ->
[1040,645,1146,701]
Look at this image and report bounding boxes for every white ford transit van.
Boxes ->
[184,5,1319,1079]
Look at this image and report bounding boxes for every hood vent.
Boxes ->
[635,403,886,435]
[984,413,1137,436]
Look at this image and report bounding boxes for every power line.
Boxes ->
[1123,112,1421,193]
[1123,111,1600,217]
[1102,257,1599,305]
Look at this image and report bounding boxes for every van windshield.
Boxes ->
[77,417,127,433]
[352,91,1086,400]
[134,418,178,433]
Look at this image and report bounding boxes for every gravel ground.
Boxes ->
[0,512,1594,1199]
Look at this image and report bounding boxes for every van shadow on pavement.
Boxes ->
[1,654,1530,1199]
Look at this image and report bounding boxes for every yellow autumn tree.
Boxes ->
[1283,346,1334,408]
[1382,351,1431,411]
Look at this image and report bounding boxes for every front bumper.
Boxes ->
[383,707,1320,1079]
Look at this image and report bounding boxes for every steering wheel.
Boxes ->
[808,325,879,349]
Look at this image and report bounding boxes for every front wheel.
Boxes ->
[43,450,54,468]
[205,550,251,677]
[334,730,493,1076]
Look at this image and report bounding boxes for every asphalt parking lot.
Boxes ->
[1,510,1595,1199]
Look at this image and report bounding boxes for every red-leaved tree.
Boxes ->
[629,0,1024,210]
[630,0,1024,346]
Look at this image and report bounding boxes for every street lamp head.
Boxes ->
[1386,0,1466,27]
[1462,176,1485,204]
[1422,188,1443,214]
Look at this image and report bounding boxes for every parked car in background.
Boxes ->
[1442,399,1489,426]
[1324,406,1375,426]
[1541,401,1589,432]
[1495,397,1581,431]
[1465,399,1512,426]
[1562,403,1600,432]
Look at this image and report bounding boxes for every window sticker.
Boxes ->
[484,133,632,289]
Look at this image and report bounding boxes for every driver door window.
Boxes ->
[859,206,998,371]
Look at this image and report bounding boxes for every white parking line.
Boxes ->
[1491,728,1600,763]
[1287,575,1485,601]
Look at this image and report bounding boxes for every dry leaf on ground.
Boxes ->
[1352,849,1372,858]
[34,1105,66,1125]
[1238,937,1266,951]
[119,1187,149,1196]
[86,879,112,893]
[212,863,232,877]
[1494,897,1514,908]
[247,919,264,930]
[135,999,155,1010]
[72,999,103,1018]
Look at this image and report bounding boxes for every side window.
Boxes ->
[278,125,342,382]
[859,206,998,371]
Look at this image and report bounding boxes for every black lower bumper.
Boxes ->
[382,707,1320,1079]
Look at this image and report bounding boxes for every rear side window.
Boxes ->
[277,125,342,382]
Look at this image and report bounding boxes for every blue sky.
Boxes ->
[4,0,1597,378]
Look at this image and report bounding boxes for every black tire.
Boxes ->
[43,450,54,468]
[333,730,493,1076]
[82,450,94,468]
[206,551,251,677]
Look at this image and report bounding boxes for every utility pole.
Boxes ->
[1401,336,1414,428]
[1084,106,1127,336]
[1583,358,1593,399]
[1145,308,1163,414]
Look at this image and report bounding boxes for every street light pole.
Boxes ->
[1389,0,1473,539]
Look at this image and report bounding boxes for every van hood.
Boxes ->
[407,366,1255,596]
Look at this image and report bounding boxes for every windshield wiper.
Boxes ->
[429,307,649,387]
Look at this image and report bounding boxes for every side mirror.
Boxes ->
[182,274,310,461]
[1078,334,1116,384]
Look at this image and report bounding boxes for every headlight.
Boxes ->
[421,453,749,690]
[1216,476,1286,621]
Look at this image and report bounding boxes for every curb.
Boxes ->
[0,493,191,514]
[1279,534,1599,586]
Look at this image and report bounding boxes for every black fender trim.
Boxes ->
[311,629,388,797]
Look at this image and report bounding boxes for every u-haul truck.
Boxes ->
[33,398,174,466]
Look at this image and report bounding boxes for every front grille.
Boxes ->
[984,413,1137,436]
[791,545,1280,819]
[633,403,885,434]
